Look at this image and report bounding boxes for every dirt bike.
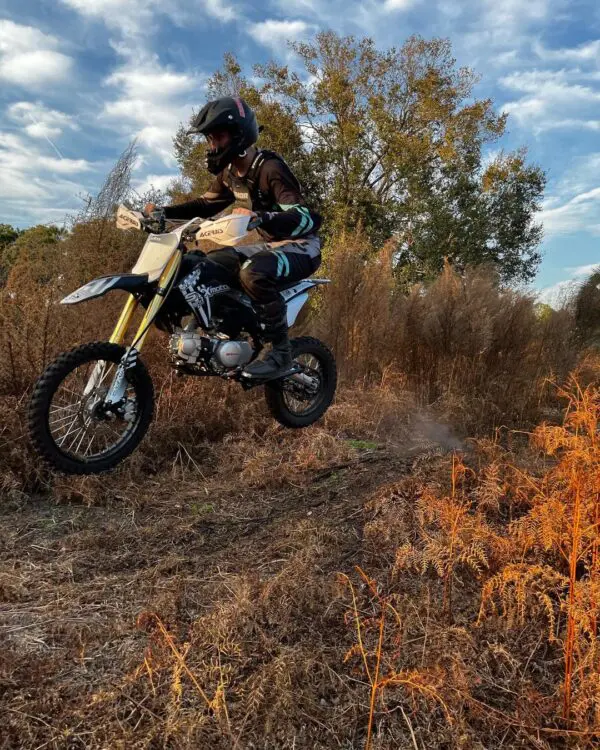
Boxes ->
[27,206,336,475]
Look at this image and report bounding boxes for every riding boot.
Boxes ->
[243,298,293,378]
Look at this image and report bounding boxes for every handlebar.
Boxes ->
[136,210,263,250]
[247,215,263,230]
[139,214,202,250]
[142,212,263,235]
[140,209,166,234]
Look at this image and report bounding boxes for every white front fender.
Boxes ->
[61,276,124,304]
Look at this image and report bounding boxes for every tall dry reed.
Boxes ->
[318,231,577,432]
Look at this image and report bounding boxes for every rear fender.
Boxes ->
[280,278,330,327]
[286,293,309,326]
[60,274,151,305]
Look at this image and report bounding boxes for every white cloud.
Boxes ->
[0,132,92,175]
[101,50,204,167]
[502,69,568,92]
[440,0,570,80]
[0,20,53,51]
[52,1,223,220]
[7,102,79,140]
[382,0,419,9]
[0,181,83,226]
[501,69,600,133]
[537,279,579,308]
[567,263,600,278]
[272,0,321,13]
[538,262,600,308]
[0,50,72,88]
[534,38,600,63]
[60,0,239,36]
[0,130,98,226]
[204,0,240,22]
[0,20,72,88]
[105,62,197,101]
[248,19,316,51]
[539,119,600,131]
[264,0,420,39]
[553,153,600,197]
[481,0,550,30]
[61,0,164,37]
[269,0,336,24]
[133,173,178,195]
[539,187,600,237]
[0,168,52,202]
[535,150,600,243]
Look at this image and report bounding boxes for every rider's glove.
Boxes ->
[248,211,273,231]
[254,211,275,225]
[142,208,166,233]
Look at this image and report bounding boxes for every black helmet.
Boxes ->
[187,96,259,175]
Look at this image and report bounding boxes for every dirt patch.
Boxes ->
[0,441,416,749]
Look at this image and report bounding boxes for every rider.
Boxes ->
[144,96,322,379]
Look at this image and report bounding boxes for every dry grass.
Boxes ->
[348,372,600,748]
[4,377,598,747]
[1,219,598,748]
[317,232,577,433]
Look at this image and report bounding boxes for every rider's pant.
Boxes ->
[199,234,321,304]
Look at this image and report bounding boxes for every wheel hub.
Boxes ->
[84,389,119,422]
[282,368,321,401]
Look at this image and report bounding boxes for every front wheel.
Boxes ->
[265,336,337,428]
[28,342,154,475]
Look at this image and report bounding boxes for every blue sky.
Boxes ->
[1,0,599,300]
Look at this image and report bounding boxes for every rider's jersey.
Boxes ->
[162,150,322,242]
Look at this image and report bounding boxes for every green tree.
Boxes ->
[171,32,545,285]
[4,225,66,287]
[0,223,20,249]
[397,149,545,285]
[0,224,22,284]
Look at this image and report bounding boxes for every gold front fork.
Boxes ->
[109,293,139,344]
[112,249,182,352]
[102,251,183,406]
[108,249,182,352]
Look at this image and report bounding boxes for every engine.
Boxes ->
[213,339,254,369]
[169,331,253,372]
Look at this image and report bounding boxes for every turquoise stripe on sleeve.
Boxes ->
[298,206,314,234]
[282,253,290,277]
[275,251,284,277]
[274,203,313,237]
[291,212,309,237]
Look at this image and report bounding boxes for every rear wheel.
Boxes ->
[264,336,336,428]
[28,342,154,475]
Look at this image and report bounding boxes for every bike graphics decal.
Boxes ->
[179,266,231,327]
[196,227,225,239]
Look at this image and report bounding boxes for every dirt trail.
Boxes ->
[1,442,422,748]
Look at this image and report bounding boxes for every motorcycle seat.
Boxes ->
[278,278,322,291]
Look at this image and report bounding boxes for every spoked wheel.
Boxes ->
[265,336,337,427]
[28,342,154,475]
